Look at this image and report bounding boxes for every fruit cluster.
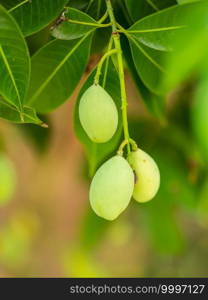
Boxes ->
[79,85,160,220]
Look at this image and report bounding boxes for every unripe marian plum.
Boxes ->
[90,155,134,220]
[79,84,118,143]
[127,149,160,203]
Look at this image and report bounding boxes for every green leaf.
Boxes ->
[129,36,166,94]
[125,0,155,22]
[74,59,123,177]
[27,33,93,113]
[69,0,88,10]
[121,35,166,120]
[91,28,111,54]
[127,2,201,52]
[162,0,208,91]
[192,71,208,162]
[4,0,68,36]
[0,98,44,125]
[128,1,208,93]
[177,0,197,3]
[51,7,98,40]
[125,0,176,22]
[86,0,105,20]
[0,5,30,111]
[0,0,15,10]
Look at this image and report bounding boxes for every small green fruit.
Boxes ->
[90,155,134,220]
[79,84,118,143]
[128,149,160,203]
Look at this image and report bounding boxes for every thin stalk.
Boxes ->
[106,0,131,153]
[106,0,117,32]
[118,0,132,25]
[98,11,109,24]
[102,37,114,88]
[94,49,118,85]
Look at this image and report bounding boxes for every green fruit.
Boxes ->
[128,149,160,203]
[90,155,134,220]
[0,154,16,206]
[79,84,118,143]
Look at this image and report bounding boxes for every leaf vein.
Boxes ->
[145,0,159,11]
[9,0,30,13]
[0,45,22,110]
[129,36,166,73]
[128,25,186,34]
[29,32,92,104]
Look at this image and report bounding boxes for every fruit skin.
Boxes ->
[79,84,118,143]
[127,149,160,203]
[90,155,134,220]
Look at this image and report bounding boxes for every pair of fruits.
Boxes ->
[89,151,160,220]
[79,84,160,220]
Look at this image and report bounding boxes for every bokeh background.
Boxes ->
[0,60,208,277]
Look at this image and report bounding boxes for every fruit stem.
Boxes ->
[94,49,119,85]
[129,138,138,151]
[117,139,138,156]
[102,36,114,88]
[98,11,109,24]
[105,0,131,153]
